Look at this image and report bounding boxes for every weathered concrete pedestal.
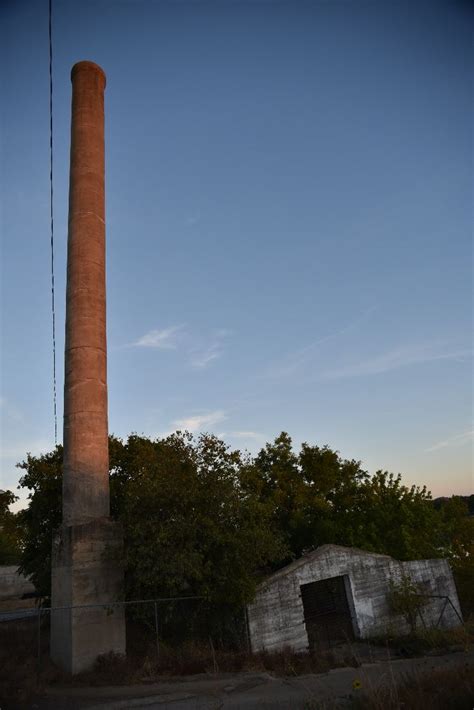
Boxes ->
[50,60,125,674]
[51,519,125,674]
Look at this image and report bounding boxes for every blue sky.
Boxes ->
[1,0,472,508]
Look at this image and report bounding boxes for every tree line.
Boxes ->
[1,432,472,614]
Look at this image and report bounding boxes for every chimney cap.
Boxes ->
[71,61,106,89]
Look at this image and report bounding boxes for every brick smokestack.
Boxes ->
[51,61,125,674]
[63,61,109,525]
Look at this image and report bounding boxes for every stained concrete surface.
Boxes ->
[36,649,474,709]
[0,567,35,601]
[50,518,126,674]
[248,545,462,654]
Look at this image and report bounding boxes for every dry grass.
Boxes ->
[353,662,474,710]
[1,616,472,709]
[367,615,474,658]
[414,617,474,651]
[76,640,353,683]
[0,618,65,709]
[304,662,474,710]
[0,617,356,707]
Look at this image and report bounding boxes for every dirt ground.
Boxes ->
[27,648,474,710]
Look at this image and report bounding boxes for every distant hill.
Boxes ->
[433,495,474,516]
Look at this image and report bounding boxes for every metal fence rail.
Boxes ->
[0,592,464,677]
[0,595,250,674]
[413,593,464,629]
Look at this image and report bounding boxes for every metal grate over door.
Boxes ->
[300,575,354,649]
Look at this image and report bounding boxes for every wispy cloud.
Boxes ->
[425,429,473,453]
[171,410,227,434]
[188,329,231,369]
[129,325,230,369]
[133,325,184,349]
[322,344,471,380]
[266,307,376,379]
[189,346,221,369]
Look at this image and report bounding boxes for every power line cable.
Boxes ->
[49,0,58,445]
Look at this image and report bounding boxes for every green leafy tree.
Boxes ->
[298,441,369,551]
[240,433,370,562]
[348,472,440,560]
[15,431,473,619]
[0,489,22,564]
[240,434,469,568]
[435,496,474,616]
[114,431,283,605]
[17,434,283,607]
[16,447,63,595]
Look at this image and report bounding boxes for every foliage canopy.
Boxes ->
[7,431,473,615]
[0,489,22,565]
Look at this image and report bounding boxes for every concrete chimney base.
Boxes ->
[50,518,126,674]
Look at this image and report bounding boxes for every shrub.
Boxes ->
[387,574,429,633]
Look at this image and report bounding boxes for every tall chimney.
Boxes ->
[51,61,125,674]
[63,60,109,525]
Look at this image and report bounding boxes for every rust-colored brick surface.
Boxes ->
[63,61,109,525]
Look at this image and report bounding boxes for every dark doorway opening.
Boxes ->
[300,575,355,649]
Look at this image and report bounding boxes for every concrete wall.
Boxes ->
[0,566,35,601]
[247,545,462,653]
[50,518,126,674]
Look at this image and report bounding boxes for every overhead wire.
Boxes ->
[49,0,58,445]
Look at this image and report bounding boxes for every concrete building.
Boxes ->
[0,566,37,617]
[0,566,35,602]
[247,545,462,653]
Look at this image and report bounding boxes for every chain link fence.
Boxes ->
[0,591,465,683]
[0,596,252,677]
[413,593,464,629]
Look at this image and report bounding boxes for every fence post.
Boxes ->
[436,598,449,628]
[37,607,42,677]
[154,601,160,664]
[446,596,464,626]
[209,635,218,674]
[244,606,251,654]
[417,606,427,630]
